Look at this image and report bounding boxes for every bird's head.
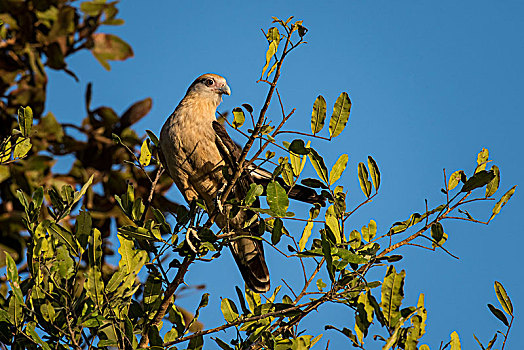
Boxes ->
[186,73,231,107]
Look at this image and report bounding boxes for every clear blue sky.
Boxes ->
[46,1,523,348]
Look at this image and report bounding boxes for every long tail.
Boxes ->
[229,233,270,293]
[250,167,325,205]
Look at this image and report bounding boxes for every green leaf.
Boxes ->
[321,230,335,282]
[380,266,405,329]
[220,298,239,323]
[334,248,368,264]
[8,290,23,326]
[301,178,328,189]
[144,271,163,313]
[325,205,341,244]
[450,331,461,350]
[494,281,513,316]
[317,278,327,291]
[232,107,245,128]
[146,130,160,147]
[349,230,361,250]
[0,139,11,163]
[86,266,104,309]
[487,304,508,326]
[242,103,254,113]
[461,170,495,192]
[188,335,204,350]
[118,225,158,241]
[431,222,444,243]
[329,92,351,138]
[26,323,51,350]
[244,183,263,206]
[308,148,329,184]
[262,40,278,78]
[266,181,289,217]
[139,139,151,167]
[355,292,374,343]
[476,148,489,173]
[367,156,380,191]
[362,219,377,242]
[288,139,310,155]
[271,218,284,245]
[73,174,95,206]
[91,33,134,70]
[485,165,500,197]
[18,106,33,137]
[13,137,31,159]
[245,287,261,313]
[213,338,234,350]
[266,27,280,44]
[329,154,348,185]
[48,223,80,257]
[448,170,466,190]
[88,228,102,268]
[358,162,372,198]
[311,95,327,134]
[490,185,516,221]
[299,220,314,252]
[432,232,448,249]
[5,253,24,305]
[75,209,92,249]
[54,245,75,280]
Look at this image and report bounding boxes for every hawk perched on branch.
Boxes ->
[160,73,322,293]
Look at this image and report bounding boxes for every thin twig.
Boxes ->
[138,256,192,348]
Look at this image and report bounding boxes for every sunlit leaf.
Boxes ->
[358,162,372,198]
[380,266,405,329]
[0,139,11,163]
[232,107,245,128]
[18,106,33,137]
[494,281,513,316]
[266,181,289,217]
[485,165,500,197]
[262,40,278,79]
[489,185,516,221]
[329,92,351,138]
[476,148,489,173]
[220,298,239,323]
[299,220,314,252]
[367,156,380,191]
[329,154,348,185]
[308,148,329,184]
[448,170,466,190]
[13,137,31,159]
[361,219,377,242]
[349,230,361,250]
[311,95,327,134]
[139,139,152,167]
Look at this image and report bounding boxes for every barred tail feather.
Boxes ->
[229,235,270,293]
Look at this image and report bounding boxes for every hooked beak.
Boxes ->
[219,84,231,96]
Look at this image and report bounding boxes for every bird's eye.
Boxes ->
[204,78,214,87]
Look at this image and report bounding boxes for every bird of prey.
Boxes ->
[159,73,323,293]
